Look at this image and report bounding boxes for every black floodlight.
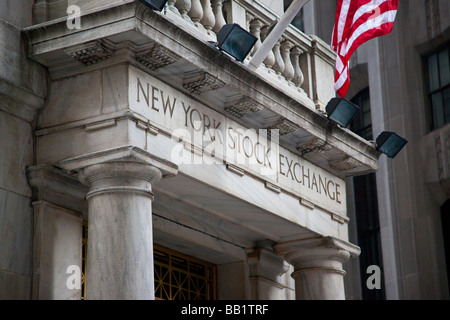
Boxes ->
[376,131,408,158]
[139,0,168,11]
[325,97,360,128]
[217,24,257,62]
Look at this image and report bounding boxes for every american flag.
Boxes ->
[331,0,399,97]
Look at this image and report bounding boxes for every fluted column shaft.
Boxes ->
[79,162,162,300]
[275,237,360,300]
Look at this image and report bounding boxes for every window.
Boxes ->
[425,45,450,130]
[284,0,304,32]
[351,88,373,140]
[154,245,217,300]
[351,89,385,300]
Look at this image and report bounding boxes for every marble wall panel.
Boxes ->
[37,71,103,129]
[217,261,249,300]
[0,111,33,197]
[0,19,46,97]
[311,48,335,109]
[36,118,130,165]
[32,201,82,300]
[0,271,31,300]
[0,189,33,299]
[0,0,33,28]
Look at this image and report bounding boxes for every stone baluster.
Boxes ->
[168,0,179,14]
[281,39,295,82]
[249,18,263,56]
[272,39,285,76]
[211,0,226,33]
[245,12,253,34]
[189,0,204,27]
[260,25,275,69]
[291,46,305,88]
[200,0,216,33]
[175,0,192,22]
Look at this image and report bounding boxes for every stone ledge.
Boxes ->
[57,145,179,179]
[23,1,380,178]
[0,78,45,122]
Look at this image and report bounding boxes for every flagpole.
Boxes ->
[248,0,311,70]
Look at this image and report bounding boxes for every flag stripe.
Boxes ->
[331,0,398,97]
[346,10,397,57]
[335,65,349,91]
[352,0,389,25]
[337,0,352,46]
[350,1,396,36]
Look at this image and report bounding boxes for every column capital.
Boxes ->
[57,146,178,201]
[58,146,174,299]
[79,162,163,200]
[274,237,360,300]
[274,236,360,271]
[57,145,178,178]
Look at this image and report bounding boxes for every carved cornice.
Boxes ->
[329,156,362,171]
[23,1,380,178]
[297,136,332,155]
[267,118,300,136]
[182,70,225,94]
[224,96,264,118]
[135,44,181,70]
[64,40,113,66]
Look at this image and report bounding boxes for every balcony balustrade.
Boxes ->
[32,0,336,111]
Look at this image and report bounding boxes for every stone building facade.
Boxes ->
[2,0,442,300]
[301,0,450,300]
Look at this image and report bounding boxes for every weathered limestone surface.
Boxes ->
[0,0,382,300]
[0,0,47,300]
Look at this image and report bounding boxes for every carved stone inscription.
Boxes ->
[129,67,346,214]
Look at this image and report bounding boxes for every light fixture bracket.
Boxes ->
[325,97,360,128]
[375,131,408,158]
[216,24,258,62]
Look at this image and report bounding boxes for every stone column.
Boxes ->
[58,146,179,300]
[78,161,162,300]
[274,237,360,300]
